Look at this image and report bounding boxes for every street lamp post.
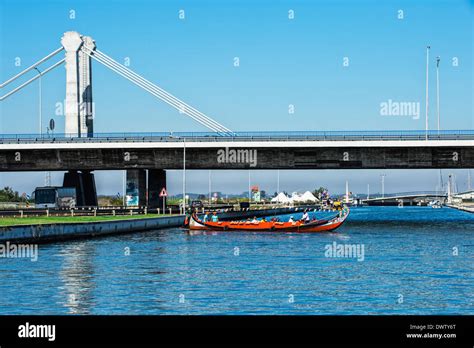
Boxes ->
[182,139,186,214]
[123,171,126,206]
[435,56,443,194]
[277,169,280,193]
[248,171,251,203]
[34,67,48,185]
[381,174,386,199]
[33,67,42,135]
[468,170,472,192]
[425,46,430,140]
[208,170,212,205]
[436,56,440,134]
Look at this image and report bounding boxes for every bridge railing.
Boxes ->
[365,191,447,200]
[0,130,474,143]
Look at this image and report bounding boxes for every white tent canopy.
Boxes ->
[272,191,318,204]
[299,191,318,202]
[271,192,291,203]
[290,191,318,203]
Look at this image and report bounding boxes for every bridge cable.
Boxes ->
[85,48,231,134]
[90,49,232,134]
[81,47,232,134]
[88,52,224,133]
[0,47,64,89]
[89,50,232,133]
[0,58,65,101]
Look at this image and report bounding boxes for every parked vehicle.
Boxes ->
[191,200,204,209]
[239,202,250,209]
[33,187,76,208]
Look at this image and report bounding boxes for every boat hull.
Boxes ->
[188,209,349,233]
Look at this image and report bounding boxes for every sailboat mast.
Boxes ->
[425,46,430,140]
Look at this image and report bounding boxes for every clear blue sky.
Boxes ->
[0,0,473,196]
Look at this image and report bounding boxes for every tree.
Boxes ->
[313,186,328,199]
[110,194,124,206]
[0,186,27,202]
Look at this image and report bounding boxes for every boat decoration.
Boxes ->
[187,208,349,233]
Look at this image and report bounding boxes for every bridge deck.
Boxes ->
[1,130,473,171]
[0,130,473,144]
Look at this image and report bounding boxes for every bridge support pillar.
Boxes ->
[63,170,97,206]
[148,169,166,209]
[82,170,98,206]
[61,31,95,137]
[125,169,147,207]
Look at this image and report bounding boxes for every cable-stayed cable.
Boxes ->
[81,46,232,134]
[0,47,64,88]
[87,52,223,133]
[90,49,231,133]
[93,49,232,133]
[0,59,65,101]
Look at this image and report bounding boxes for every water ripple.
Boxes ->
[0,206,472,314]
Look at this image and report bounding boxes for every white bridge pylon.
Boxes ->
[0,31,233,136]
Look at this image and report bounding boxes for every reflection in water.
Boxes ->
[58,242,96,314]
[0,207,473,314]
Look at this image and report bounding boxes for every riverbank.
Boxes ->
[0,206,317,243]
[0,214,173,226]
[0,215,185,243]
[447,203,474,214]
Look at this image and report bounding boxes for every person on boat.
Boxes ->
[203,212,209,223]
[301,210,310,223]
[251,216,258,223]
[261,217,267,222]
[288,216,295,223]
[211,212,219,222]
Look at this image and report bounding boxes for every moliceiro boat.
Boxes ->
[187,208,350,233]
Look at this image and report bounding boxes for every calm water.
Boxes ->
[0,206,473,315]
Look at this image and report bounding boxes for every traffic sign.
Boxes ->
[159,188,168,197]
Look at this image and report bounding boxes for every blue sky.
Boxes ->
[0,0,473,195]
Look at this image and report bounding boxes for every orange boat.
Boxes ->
[187,208,349,233]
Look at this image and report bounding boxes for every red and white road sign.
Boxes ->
[159,188,168,197]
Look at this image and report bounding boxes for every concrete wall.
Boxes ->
[0,206,315,243]
[0,215,185,243]
[148,169,166,208]
[125,169,146,206]
[63,170,98,206]
[1,146,474,171]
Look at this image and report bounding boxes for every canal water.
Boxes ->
[0,206,473,315]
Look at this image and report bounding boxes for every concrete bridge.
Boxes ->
[0,131,472,208]
[1,32,473,208]
[363,191,447,206]
[1,132,473,171]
